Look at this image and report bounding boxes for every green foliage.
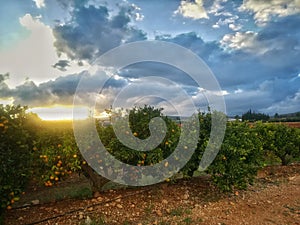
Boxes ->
[2,101,299,214]
[180,111,212,177]
[0,105,32,213]
[128,105,163,140]
[207,121,264,191]
[255,122,300,165]
[271,111,300,122]
[98,105,180,167]
[32,127,83,186]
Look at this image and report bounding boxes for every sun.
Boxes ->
[29,105,90,121]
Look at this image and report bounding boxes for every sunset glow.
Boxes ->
[29,106,90,121]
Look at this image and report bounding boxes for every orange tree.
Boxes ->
[0,105,33,217]
[94,107,267,191]
[31,123,83,187]
[180,111,265,192]
[255,122,300,165]
[180,111,213,177]
[95,105,180,184]
[206,121,264,191]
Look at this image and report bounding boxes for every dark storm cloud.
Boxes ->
[1,71,128,107]
[118,61,198,89]
[53,4,146,61]
[104,21,299,115]
[12,80,54,106]
[157,32,222,62]
[256,15,300,76]
[152,17,300,115]
[0,73,12,98]
[52,60,70,71]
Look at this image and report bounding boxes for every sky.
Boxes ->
[0,0,300,119]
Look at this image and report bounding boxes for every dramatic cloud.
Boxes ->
[240,0,300,25]
[0,70,128,107]
[175,0,209,20]
[152,18,300,115]
[220,15,300,75]
[221,31,266,54]
[53,4,147,61]
[1,0,299,116]
[0,13,86,87]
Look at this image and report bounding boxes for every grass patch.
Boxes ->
[181,217,192,224]
[80,216,107,225]
[170,207,184,216]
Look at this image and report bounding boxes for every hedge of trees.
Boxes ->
[1,104,300,219]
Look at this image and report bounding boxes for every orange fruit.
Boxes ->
[7,205,12,210]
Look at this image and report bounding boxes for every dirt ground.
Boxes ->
[4,164,300,225]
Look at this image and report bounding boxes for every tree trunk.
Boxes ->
[280,154,288,166]
[81,164,110,192]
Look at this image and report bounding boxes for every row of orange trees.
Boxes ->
[1,104,300,217]
[0,105,33,218]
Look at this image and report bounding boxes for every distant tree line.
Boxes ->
[241,110,300,122]
[242,110,270,122]
[272,111,300,122]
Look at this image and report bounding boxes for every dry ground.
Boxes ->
[4,164,300,225]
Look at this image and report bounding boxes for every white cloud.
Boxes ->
[33,0,45,8]
[212,24,220,29]
[131,3,144,21]
[228,23,242,31]
[208,0,229,16]
[240,0,300,25]
[212,15,240,30]
[0,14,87,87]
[175,0,209,20]
[135,12,144,21]
[221,31,268,54]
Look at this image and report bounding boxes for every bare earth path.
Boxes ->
[5,164,300,225]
